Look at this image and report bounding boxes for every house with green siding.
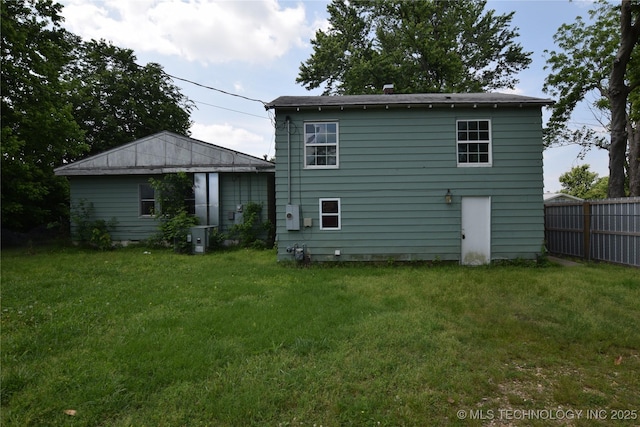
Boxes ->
[265,93,553,264]
[55,131,275,244]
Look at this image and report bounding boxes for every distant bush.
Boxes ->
[149,173,197,253]
[70,199,117,250]
[227,202,273,249]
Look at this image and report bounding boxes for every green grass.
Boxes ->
[1,246,639,426]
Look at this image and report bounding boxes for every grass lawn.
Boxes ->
[1,246,639,426]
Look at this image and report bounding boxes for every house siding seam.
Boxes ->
[274,106,544,262]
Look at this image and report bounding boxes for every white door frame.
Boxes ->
[461,196,491,265]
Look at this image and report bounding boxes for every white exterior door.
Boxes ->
[461,197,491,265]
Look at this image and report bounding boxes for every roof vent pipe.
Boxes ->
[383,84,394,94]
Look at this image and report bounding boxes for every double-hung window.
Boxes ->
[305,122,338,168]
[139,184,155,217]
[319,198,341,230]
[457,119,492,166]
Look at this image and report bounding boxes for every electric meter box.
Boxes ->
[285,204,300,230]
[188,225,218,254]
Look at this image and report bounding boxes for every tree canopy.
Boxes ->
[559,165,609,200]
[65,39,193,157]
[1,0,86,231]
[543,0,640,197]
[1,0,193,232]
[297,0,532,95]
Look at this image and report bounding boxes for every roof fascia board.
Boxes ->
[56,166,275,176]
[272,102,551,112]
[265,94,554,110]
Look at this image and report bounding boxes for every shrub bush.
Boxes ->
[70,200,117,250]
[149,173,198,253]
[227,202,273,249]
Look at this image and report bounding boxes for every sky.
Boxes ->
[59,0,611,193]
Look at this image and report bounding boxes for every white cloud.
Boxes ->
[190,122,269,158]
[61,0,313,65]
[498,86,525,96]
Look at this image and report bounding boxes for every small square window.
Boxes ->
[319,198,341,230]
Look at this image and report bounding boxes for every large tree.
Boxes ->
[297,0,532,95]
[543,0,640,197]
[64,39,193,157]
[1,0,86,231]
[611,0,640,197]
[1,1,194,233]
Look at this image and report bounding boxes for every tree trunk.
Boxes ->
[629,121,640,196]
[608,103,627,198]
[607,0,639,198]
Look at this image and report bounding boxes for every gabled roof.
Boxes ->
[266,92,554,110]
[54,131,274,176]
[543,193,584,203]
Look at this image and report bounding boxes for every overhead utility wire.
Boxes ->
[193,99,270,120]
[162,69,276,156]
[165,72,267,106]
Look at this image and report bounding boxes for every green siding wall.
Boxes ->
[69,175,161,241]
[218,173,273,234]
[274,106,544,262]
[69,173,273,242]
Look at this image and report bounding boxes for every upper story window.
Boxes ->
[457,119,492,167]
[305,122,338,168]
[139,184,155,217]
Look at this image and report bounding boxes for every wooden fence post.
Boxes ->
[583,201,591,261]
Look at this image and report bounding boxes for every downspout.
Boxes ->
[287,116,291,204]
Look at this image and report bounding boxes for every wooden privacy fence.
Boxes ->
[544,197,640,267]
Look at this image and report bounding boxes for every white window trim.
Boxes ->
[319,198,341,230]
[304,121,339,169]
[456,119,493,168]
